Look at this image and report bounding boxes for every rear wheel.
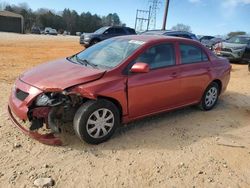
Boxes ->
[73,99,120,144]
[199,82,219,111]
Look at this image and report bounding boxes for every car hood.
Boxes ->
[81,33,99,38]
[20,58,106,91]
[222,42,247,49]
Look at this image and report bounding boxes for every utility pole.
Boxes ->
[149,0,161,30]
[162,0,170,30]
[134,7,151,32]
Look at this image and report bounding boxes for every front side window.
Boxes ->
[180,44,208,64]
[135,43,176,69]
[94,27,109,34]
[104,28,115,35]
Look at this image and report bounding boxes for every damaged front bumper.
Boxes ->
[8,79,63,146]
[8,106,62,145]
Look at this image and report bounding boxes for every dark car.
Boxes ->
[141,30,199,41]
[214,35,250,63]
[8,35,231,145]
[80,26,136,47]
[199,35,215,42]
[31,27,41,34]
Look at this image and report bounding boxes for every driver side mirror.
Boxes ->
[130,62,149,73]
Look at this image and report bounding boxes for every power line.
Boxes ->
[134,7,151,32]
[149,0,161,30]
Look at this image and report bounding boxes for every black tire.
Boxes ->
[73,99,120,144]
[90,39,100,46]
[199,82,219,111]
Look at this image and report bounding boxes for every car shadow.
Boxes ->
[61,91,250,154]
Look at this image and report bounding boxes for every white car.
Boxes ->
[44,27,57,35]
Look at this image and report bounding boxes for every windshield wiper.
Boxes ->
[75,55,98,68]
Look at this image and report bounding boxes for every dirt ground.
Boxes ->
[0,32,249,188]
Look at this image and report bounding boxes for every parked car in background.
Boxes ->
[31,26,41,34]
[199,35,215,42]
[76,32,81,36]
[44,27,58,35]
[141,30,199,41]
[200,35,214,48]
[204,37,224,50]
[214,35,250,63]
[8,35,231,145]
[80,26,136,47]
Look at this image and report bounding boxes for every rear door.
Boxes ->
[127,43,182,118]
[114,28,127,36]
[178,43,212,105]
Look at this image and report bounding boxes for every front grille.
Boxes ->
[16,89,29,101]
[221,48,232,52]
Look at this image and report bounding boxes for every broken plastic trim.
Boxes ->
[8,106,62,146]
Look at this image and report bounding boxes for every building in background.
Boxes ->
[0,11,24,33]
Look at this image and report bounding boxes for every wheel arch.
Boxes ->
[211,79,222,95]
[97,96,123,121]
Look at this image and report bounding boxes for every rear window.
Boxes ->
[115,28,126,34]
[126,28,136,34]
[180,44,208,64]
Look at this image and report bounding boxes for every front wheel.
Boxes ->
[73,99,120,144]
[199,82,219,111]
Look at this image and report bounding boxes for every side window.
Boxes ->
[180,44,208,64]
[115,28,126,34]
[127,28,136,34]
[104,28,115,35]
[135,44,176,69]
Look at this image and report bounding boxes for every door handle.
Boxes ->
[206,67,212,71]
[171,72,178,78]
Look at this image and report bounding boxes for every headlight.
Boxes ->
[36,94,52,106]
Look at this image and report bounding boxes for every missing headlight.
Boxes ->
[35,93,64,107]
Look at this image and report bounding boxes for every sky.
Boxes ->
[1,0,250,35]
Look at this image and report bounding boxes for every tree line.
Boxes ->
[2,3,123,34]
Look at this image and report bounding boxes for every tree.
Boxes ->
[2,2,122,34]
[171,23,192,32]
[102,13,121,26]
[227,31,246,38]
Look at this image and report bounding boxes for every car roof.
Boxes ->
[115,34,200,44]
[142,30,195,35]
[235,35,250,38]
[105,26,134,29]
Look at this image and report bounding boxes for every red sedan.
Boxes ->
[8,35,231,145]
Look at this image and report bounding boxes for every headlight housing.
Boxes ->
[36,93,53,106]
[35,92,68,107]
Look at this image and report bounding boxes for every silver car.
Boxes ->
[214,35,250,62]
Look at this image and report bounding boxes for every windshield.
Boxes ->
[227,36,250,44]
[73,38,145,69]
[94,27,109,34]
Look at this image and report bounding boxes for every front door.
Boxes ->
[127,43,182,118]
